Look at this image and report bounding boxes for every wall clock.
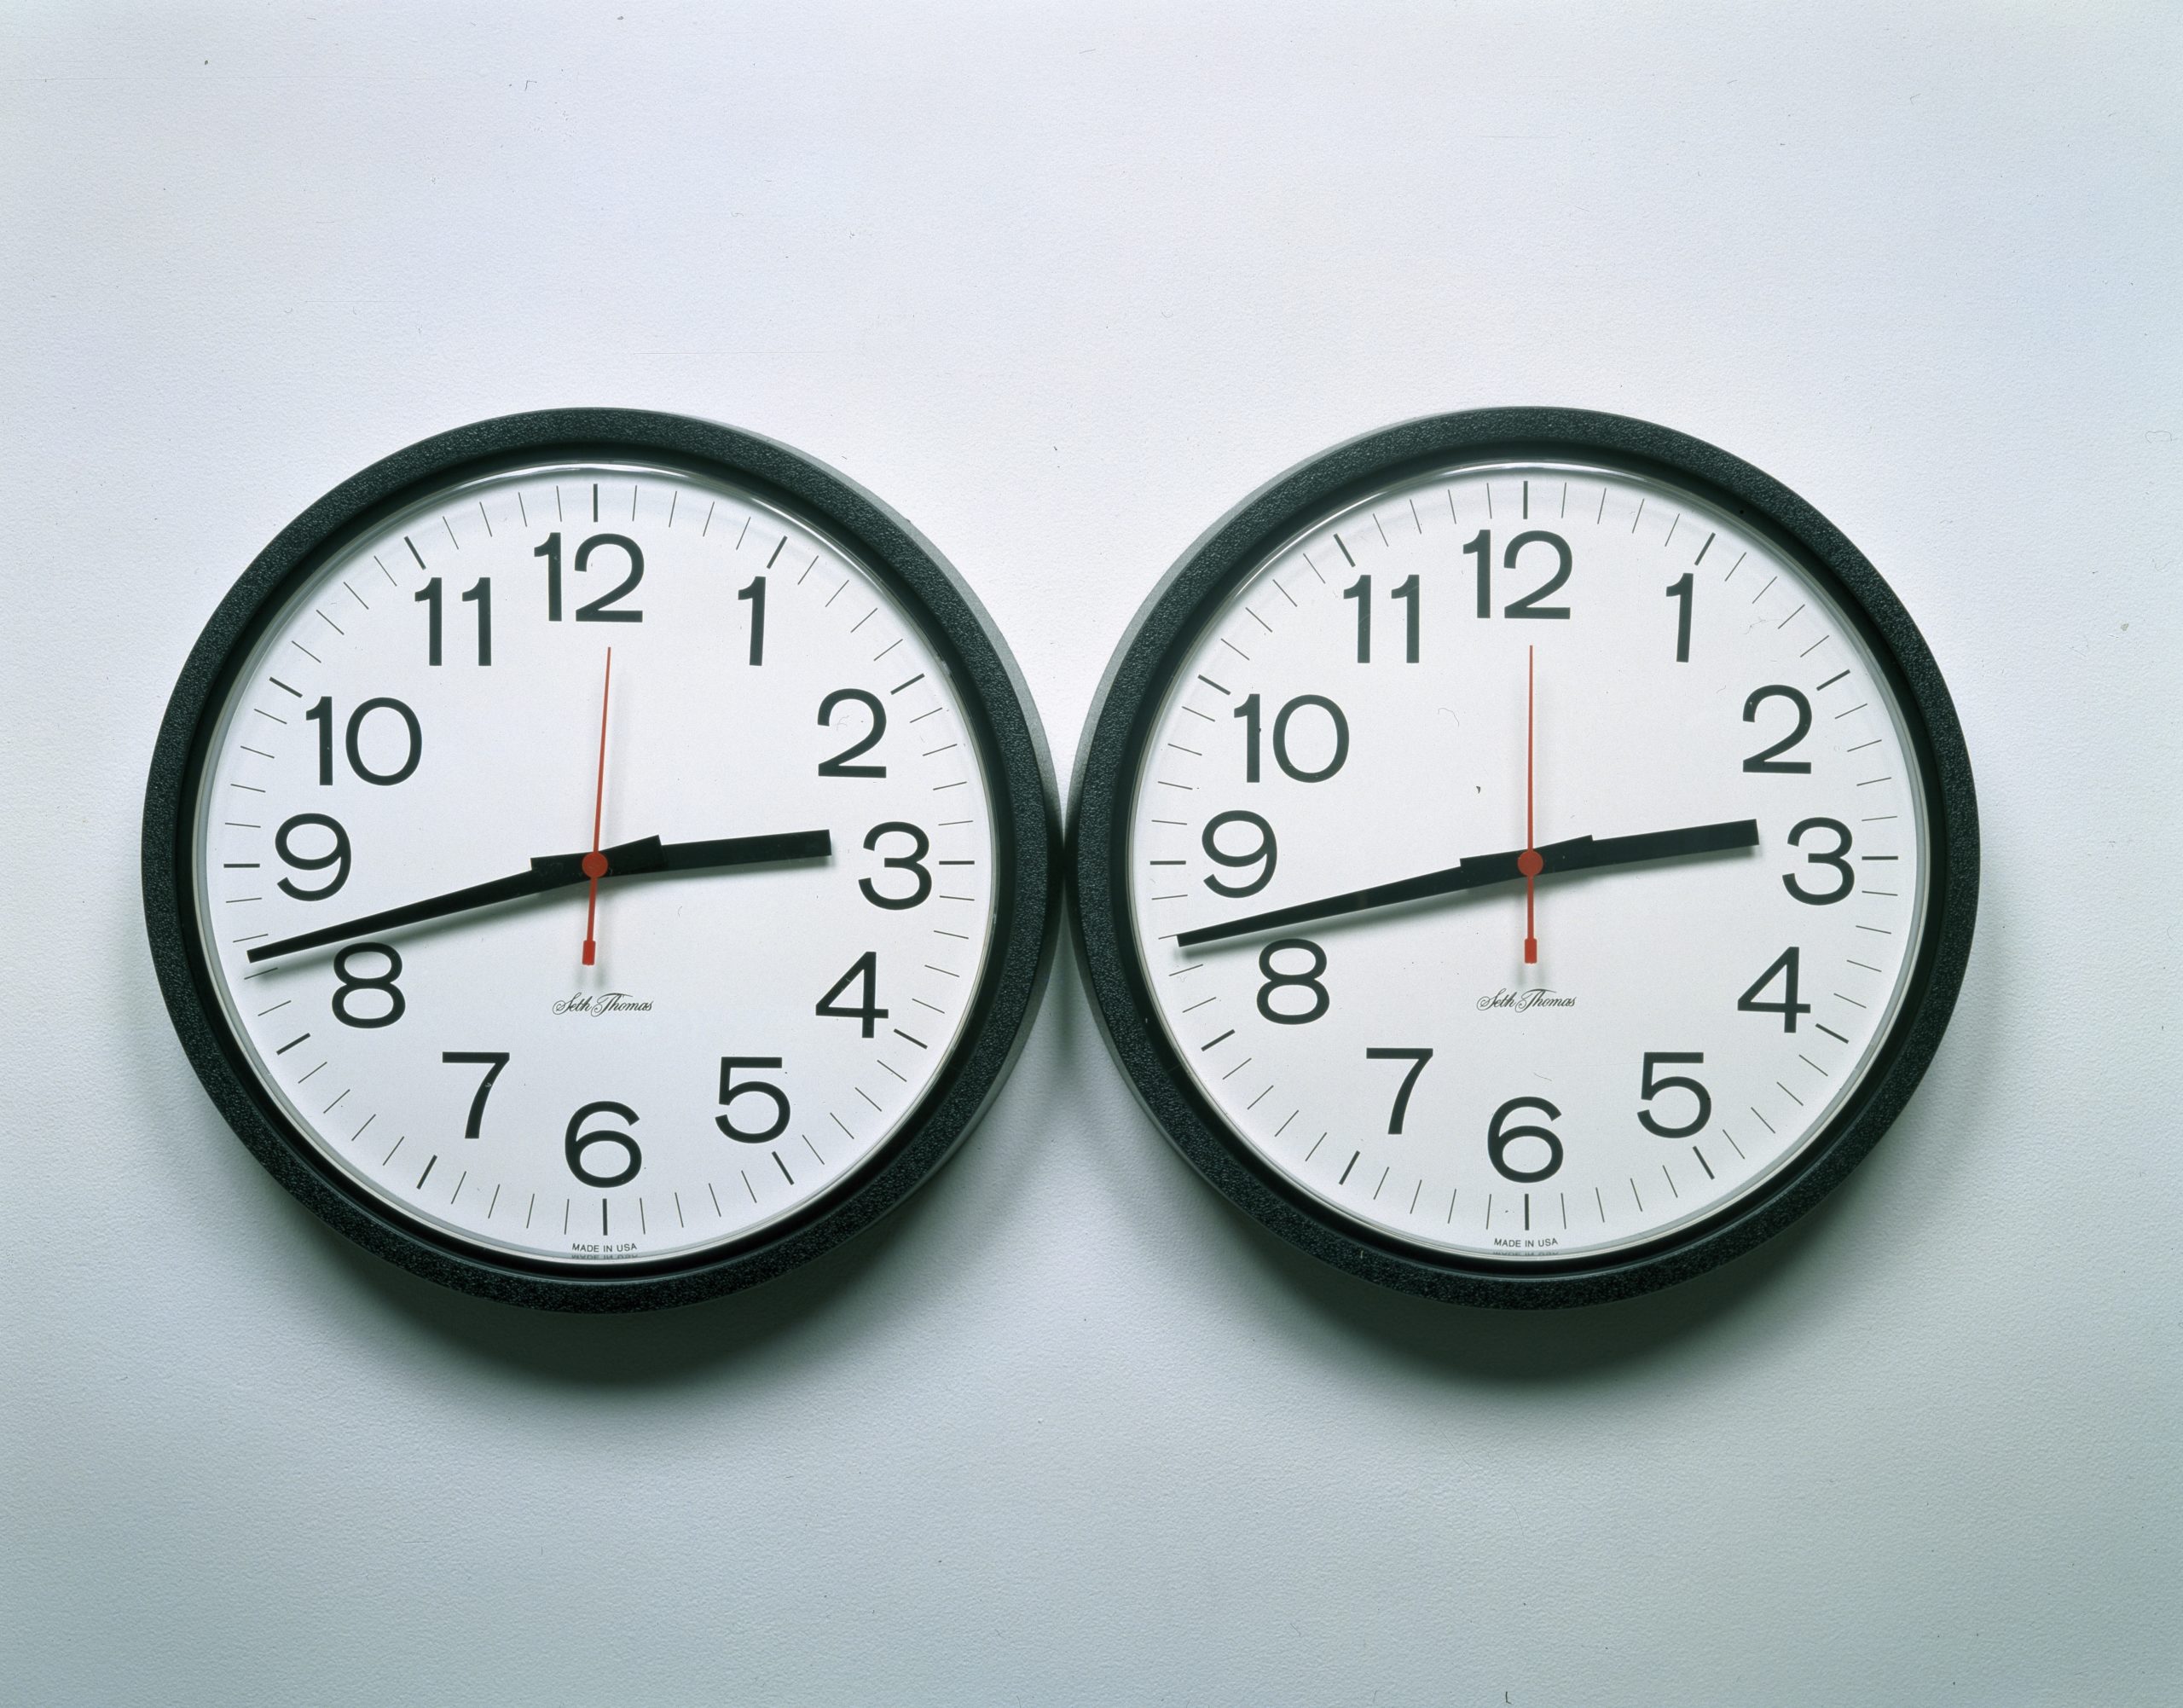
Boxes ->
[1070,409,1976,1306]
[144,409,1057,1311]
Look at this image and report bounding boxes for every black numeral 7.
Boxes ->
[442,1051,510,1138]
[1364,1046,1433,1133]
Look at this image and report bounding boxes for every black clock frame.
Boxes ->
[1068,408,1978,1308]
[144,408,1059,1312]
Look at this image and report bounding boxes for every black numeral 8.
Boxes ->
[1256,938,1329,1025]
[331,942,404,1028]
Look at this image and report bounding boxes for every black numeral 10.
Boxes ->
[1236,693,1348,783]
[305,696,421,786]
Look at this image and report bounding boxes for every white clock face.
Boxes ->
[192,460,997,1268]
[1126,460,1931,1263]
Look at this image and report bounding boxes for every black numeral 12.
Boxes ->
[535,532,644,622]
[1465,530,1572,619]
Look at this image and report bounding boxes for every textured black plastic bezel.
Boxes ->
[1068,408,1978,1308]
[144,408,1058,1312]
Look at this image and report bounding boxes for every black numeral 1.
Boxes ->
[1665,573,1693,663]
[738,576,766,665]
[1391,574,1419,662]
[536,531,562,622]
[1342,575,1371,663]
[460,577,492,664]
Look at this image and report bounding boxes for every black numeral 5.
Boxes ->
[1637,1053,1711,1138]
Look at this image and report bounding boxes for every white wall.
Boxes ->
[4,4,2177,1702]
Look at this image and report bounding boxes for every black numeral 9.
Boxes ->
[274,813,350,900]
[1202,810,1276,898]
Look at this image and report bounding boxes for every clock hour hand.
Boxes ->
[1173,819,1758,949]
[243,828,833,964]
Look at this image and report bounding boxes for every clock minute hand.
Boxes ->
[1173,818,1758,949]
[242,828,833,964]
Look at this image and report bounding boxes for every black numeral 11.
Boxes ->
[414,577,493,666]
[1340,574,1420,663]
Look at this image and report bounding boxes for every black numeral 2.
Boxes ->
[1742,686,1812,773]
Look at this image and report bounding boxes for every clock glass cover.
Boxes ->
[1070,410,1976,1306]
[146,410,1055,1310]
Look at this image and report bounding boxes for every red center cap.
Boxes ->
[1516,848,1543,877]
[582,851,609,880]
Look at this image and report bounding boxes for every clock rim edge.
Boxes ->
[142,408,1061,1313]
[1066,406,1980,1310]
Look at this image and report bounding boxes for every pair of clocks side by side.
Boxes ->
[1069,408,1977,1308]
[145,410,1057,1311]
[148,405,1975,1314]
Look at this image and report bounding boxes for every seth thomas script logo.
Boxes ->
[1477,987,1576,1013]
[553,992,654,1016]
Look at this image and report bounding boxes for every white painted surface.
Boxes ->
[3,4,2176,1702]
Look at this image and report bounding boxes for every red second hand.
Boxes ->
[1519,644,1542,965]
[581,648,613,967]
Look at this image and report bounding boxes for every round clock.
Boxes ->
[145,409,1057,1311]
[1070,409,1976,1307]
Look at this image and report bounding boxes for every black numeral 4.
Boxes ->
[1737,947,1811,1033]
[816,951,887,1037]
